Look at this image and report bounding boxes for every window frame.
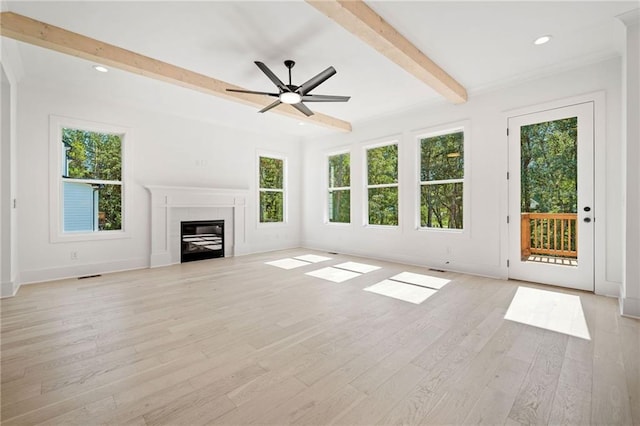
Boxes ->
[364,139,400,228]
[49,115,132,243]
[325,149,351,225]
[415,121,470,233]
[257,151,287,226]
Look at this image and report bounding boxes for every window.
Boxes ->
[61,128,123,232]
[366,143,398,226]
[419,128,464,229]
[327,152,350,223]
[258,155,285,223]
[49,116,131,242]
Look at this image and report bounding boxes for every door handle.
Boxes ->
[584,217,592,223]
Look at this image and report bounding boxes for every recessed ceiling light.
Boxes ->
[93,65,108,73]
[298,122,305,126]
[534,35,552,46]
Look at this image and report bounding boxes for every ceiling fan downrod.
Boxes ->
[284,60,295,87]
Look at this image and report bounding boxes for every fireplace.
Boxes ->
[181,220,224,263]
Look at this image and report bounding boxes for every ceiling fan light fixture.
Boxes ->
[533,35,552,45]
[280,92,301,104]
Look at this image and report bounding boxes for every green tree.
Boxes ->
[259,156,284,222]
[63,128,123,230]
[420,131,464,228]
[328,153,350,223]
[367,145,398,225]
[520,118,577,213]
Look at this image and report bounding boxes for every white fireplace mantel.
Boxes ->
[145,185,249,267]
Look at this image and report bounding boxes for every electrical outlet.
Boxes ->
[70,251,78,260]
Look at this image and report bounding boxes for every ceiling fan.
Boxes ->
[226,60,350,117]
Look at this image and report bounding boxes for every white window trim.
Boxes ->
[363,140,400,228]
[49,115,133,243]
[414,121,471,234]
[325,149,351,225]
[256,151,287,226]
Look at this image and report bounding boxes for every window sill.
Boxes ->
[257,221,288,229]
[51,229,131,243]
[417,227,464,233]
[416,226,470,239]
[324,221,351,226]
[364,224,400,230]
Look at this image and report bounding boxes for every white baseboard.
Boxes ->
[19,257,149,286]
[0,280,19,298]
[300,240,504,280]
[234,242,300,257]
[620,295,640,318]
[150,252,173,268]
[595,280,621,298]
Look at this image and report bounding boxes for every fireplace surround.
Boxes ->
[145,185,248,268]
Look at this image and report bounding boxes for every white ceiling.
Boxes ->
[2,1,637,138]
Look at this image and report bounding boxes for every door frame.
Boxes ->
[501,91,609,293]
[508,102,593,290]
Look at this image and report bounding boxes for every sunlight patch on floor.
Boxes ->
[265,258,311,270]
[505,286,591,340]
[294,254,332,263]
[364,280,438,304]
[390,272,450,290]
[305,267,361,283]
[333,262,381,274]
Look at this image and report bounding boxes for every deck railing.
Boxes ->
[521,213,577,259]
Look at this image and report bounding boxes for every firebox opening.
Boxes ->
[180,220,224,263]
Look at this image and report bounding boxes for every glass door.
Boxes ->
[508,102,594,291]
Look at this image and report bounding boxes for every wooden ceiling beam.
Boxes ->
[0,12,352,132]
[306,0,468,104]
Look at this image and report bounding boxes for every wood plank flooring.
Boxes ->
[1,249,638,425]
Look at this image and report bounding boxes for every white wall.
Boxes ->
[619,10,640,317]
[1,66,11,294]
[301,58,623,296]
[17,82,302,284]
[0,40,20,298]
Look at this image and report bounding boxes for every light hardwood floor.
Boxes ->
[1,249,638,425]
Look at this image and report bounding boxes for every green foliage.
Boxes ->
[367,145,397,185]
[62,128,123,231]
[260,191,284,222]
[420,183,463,228]
[420,132,463,181]
[328,153,350,188]
[368,187,398,226]
[329,190,350,223]
[63,128,121,180]
[520,118,577,213]
[259,157,283,189]
[367,145,398,226]
[420,132,464,229]
[259,156,284,223]
[328,153,350,223]
[98,184,122,230]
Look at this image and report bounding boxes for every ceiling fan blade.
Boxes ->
[259,99,282,113]
[301,94,350,102]
[292,102,314,117]
[254,61,288,92]
[297,66,336,95]
[226,88,279,97]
